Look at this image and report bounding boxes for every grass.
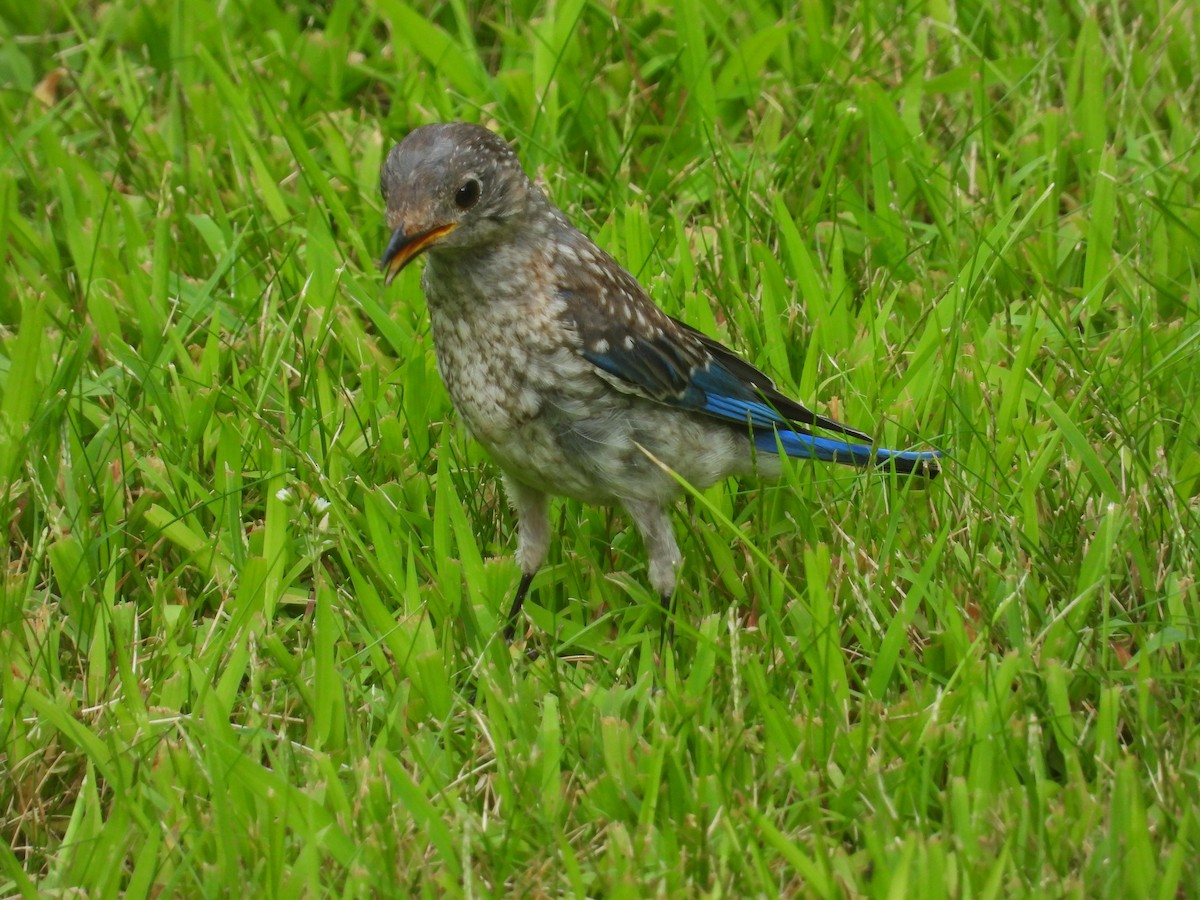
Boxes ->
[2,0,1198,895]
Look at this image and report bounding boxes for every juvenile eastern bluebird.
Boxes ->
[379,122,941,640]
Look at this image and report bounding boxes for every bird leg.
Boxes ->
[622,497,682,638]
[503,478,550,640]
[503,573,535,642]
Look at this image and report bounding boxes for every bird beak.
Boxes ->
[379,222,457,285]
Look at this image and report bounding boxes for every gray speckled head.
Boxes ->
[379,123,538,283]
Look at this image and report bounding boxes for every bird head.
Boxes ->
[378,123,536,285]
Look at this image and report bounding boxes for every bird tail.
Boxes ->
[755,430,942,478]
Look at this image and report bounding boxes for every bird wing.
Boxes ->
[555,241,872,443]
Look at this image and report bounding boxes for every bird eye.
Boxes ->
[455,178,481,209]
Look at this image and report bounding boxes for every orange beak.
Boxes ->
[379,222,457,285]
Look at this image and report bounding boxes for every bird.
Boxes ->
[378,122,941,640]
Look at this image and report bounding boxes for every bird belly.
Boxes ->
[427,305,611,500]
[426,301,771,505]
[475,390,770,506]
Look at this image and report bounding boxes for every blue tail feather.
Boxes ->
[754,430,942,478]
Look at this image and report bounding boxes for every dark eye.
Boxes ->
[455,178,481,209]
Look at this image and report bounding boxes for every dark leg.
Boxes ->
[660,591,676,645]
[502,478,549,642]
[504,571,535,642]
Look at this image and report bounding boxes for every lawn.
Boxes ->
[2,0,1198,895]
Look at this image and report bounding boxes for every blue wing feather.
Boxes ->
[559,274,940,477]
[584,338,941,477]
[686,364,788,428]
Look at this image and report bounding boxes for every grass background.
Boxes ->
[2,0,1198,895]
